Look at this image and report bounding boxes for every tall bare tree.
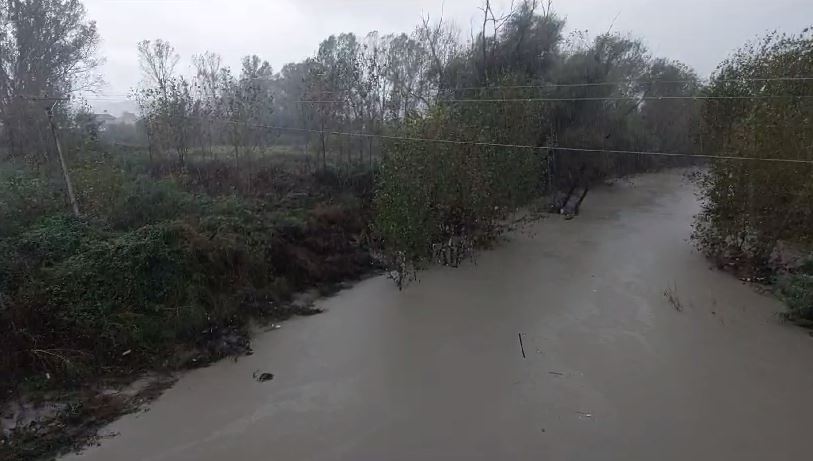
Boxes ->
[135,39,193,164]
[192,51,225,154]
[137,39,179,96]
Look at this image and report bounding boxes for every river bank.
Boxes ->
[63,170,813,461]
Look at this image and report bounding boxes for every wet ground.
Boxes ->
[65,171,813,461]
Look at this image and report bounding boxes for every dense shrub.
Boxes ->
[2,222,230,378]
[71,159,202,230]
[16,216,102,264]
[0,153,374,388]
[778,274,813,320]
[0,215,104,297]
[374,108,545,282]
[693,29,813,319]
[0,169,67,237]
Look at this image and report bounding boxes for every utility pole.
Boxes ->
[34,97,80,217]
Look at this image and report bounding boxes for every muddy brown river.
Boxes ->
[66,171,813,461]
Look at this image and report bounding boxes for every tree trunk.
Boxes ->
[320,127,327,172]
[47,108,80,217]
[481,0,490,83]
[146,118,154,162]
[574,186,590,215]
[369,136,374,170]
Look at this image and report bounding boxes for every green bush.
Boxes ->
[110,178,201,229]
[693,29,813,266]
[0,170,66,237]
[374,108,545,281]
[0,144,376,390]
[778,274,813,320]
[692,29,813,319]
[74,167,201,230]
[0,186,372,385]
[16,215,104,265]
[9,220,251,368]
[0,215,103,299]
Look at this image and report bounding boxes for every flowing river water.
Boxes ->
[66,170,813,461]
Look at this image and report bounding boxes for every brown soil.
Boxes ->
[1,375,176,461]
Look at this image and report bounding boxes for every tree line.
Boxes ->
[126,1,700,174]
[2,1,809,298]
[1,3,812,440]
[0,0,100,164]
[693,29,813,320]
[114,1,703,279]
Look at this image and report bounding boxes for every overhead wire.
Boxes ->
[24,81,813,166]
[246,75,813,94]
[184,115,813,165]
[66,75,813,100]
[298,94,813,104]
[445,76,813,92]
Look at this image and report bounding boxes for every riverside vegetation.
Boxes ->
[1,1,811,459]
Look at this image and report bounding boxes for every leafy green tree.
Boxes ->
[0,0,100,158]
[694,29,813,271]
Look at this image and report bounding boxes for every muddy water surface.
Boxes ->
[66,171,813,461]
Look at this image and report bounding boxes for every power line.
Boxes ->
[55,76,813,102]
[74,76,813,100]
[188,115,813,165]
[24,94,813,165]
[282,76,813,95]
[268,76,813,96]
[441,95,813,102]
[19,96,811,165]
[21,96,71,102]
[446,76,813,92]
[21,94,133,102]
[299,94,813,104]
[78,93,813,104]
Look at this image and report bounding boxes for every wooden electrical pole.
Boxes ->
[41,98,80,217]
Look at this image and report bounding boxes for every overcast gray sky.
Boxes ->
[84,0,813,114]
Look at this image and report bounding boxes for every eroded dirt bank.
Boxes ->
[65,171,813,461]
